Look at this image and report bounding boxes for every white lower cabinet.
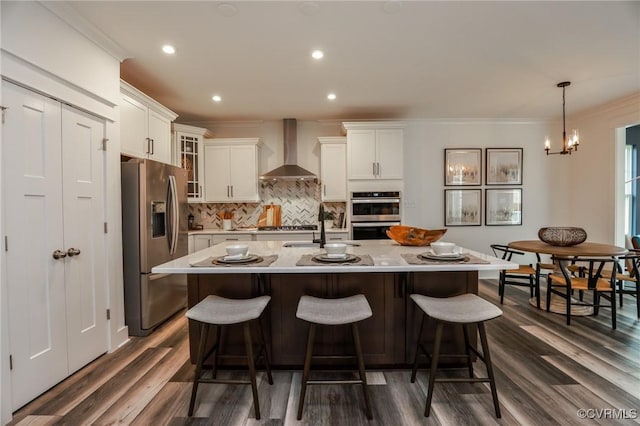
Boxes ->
[326,232,349,241]
[254,232,314,241]
[188,233,253,254]
[3,82,108,409]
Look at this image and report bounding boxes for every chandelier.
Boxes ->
[544,81,580,155]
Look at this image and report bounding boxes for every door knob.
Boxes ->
[67,248,81,257]
[52,250,67,260]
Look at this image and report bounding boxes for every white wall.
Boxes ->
[558,93,640,245]
[1,1,120,119]
[402,120,554,257]
[0,3,126,422]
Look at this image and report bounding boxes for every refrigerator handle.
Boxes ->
[168,175,179,255]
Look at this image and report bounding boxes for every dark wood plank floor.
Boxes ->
[8,279,640,425]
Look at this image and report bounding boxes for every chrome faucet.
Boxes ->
[312,203,326,248]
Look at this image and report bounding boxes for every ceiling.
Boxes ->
[63,1,640,123]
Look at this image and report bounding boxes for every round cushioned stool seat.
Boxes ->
[410,293,502,324]
[186,295,271,325]
[296,294,372,325]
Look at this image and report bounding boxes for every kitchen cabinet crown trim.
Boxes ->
[318,136,347,144]
[204,137,261,147]
[120,80,178,121]
[342,121,406,131]
[173,123,212,137]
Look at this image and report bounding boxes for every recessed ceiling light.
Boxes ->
[299,1,320,16]
[217,3,238,17]
[327,93,336,101]
[162,45,176,55]
[311,50,324,60]
[382,0,403,14]
[212,95,222,102]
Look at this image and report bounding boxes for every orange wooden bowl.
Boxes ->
[386,225,447,246]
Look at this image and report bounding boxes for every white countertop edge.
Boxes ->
[152,240,516,274]
[188,228,348,235]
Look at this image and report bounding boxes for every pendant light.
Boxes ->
[544,81,580,155]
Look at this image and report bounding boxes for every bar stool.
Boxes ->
[296,294,373,420]
[410,293,503,418]
[185,295,273,420]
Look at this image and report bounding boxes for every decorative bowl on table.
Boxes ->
[386,225,447,246]
[538,227,587,246]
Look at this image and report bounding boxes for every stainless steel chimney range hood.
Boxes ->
[259,118,317,181]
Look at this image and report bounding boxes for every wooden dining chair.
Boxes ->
[602,250,640,318]
[546,256,619,329]
[490,244,537,305]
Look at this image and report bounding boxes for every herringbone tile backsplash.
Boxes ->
[189,181,346,229]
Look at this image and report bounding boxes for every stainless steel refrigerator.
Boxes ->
[121,159,188,336]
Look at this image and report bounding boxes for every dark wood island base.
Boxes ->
[187,271,478,368]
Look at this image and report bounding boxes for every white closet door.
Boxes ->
[61,105,108,372]
[3,82,69,409]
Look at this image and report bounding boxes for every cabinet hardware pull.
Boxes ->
[67,248,81,257]
[372,162,376,175]
[52,250,67,260]
[227,185,230,197]
[377,162,380,176]
[146,137,151,154]
[150,138,154,155]
[230,185,233,197]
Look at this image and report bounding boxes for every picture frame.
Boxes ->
[485,148,523,185]
[485,188,522,226]
[444,189,482,226]
[444,149,482,186]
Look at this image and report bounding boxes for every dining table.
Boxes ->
[507,240,628,315]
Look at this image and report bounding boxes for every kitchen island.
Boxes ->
[153,240,514,367]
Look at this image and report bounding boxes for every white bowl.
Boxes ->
[325,243,347,256]
[226,243,249,257]
[430,241,456,255]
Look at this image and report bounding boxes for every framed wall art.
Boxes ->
[444,189,482,226]
[444,148,481,186]
[486,148,523,185]
[485,188,522,226]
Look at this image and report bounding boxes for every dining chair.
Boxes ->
[546,256,618,329]
[602,250,640,318]
[490,244,538,305]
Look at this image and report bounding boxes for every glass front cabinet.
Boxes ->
[173,123,210,202]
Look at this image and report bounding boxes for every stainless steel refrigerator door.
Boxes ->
[140,160,188,271]
[140,272,187,331]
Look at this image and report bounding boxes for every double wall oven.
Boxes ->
[350,191,401,240]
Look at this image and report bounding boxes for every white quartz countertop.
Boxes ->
[188,228,348,235]
[152,240,516,274]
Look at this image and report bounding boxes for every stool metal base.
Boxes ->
[297,323,373,420]
[188,319,273,420]
[411,314,501,418]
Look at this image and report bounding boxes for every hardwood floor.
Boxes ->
[8,279,640,425]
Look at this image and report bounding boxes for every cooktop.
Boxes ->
[257,225,318,231]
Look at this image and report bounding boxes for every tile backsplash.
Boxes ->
[189,181,346,229]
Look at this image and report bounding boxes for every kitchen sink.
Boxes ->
[282,241,360,248]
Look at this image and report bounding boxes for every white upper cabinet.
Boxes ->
[343,122,405,180]
[174,124,210,202]
[203,138,260,203]
[120,81,177,165]
[319,136,347,201]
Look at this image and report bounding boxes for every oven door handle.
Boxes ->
[351,222,400,227]
[351,199,401,204]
